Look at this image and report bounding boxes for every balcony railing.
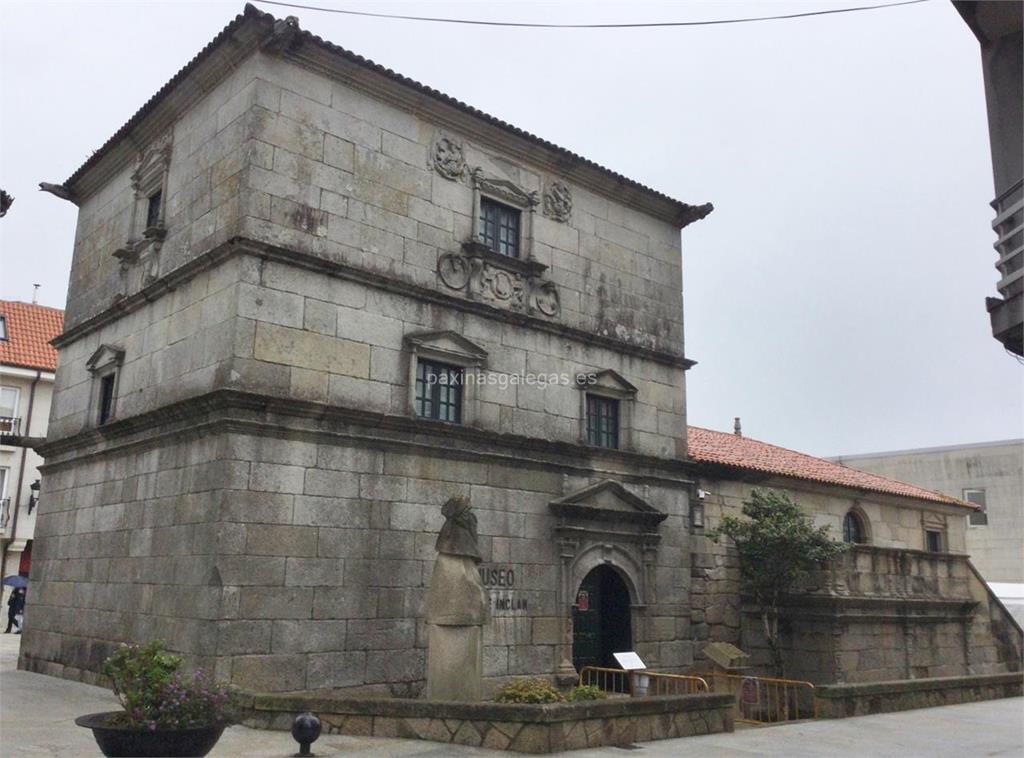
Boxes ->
[0,416,21,436]
[992,179,1024,297]
[817,545,972,601]
[987,178,1023,354]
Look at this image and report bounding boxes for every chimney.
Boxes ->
[32,284,40,304]
[733,417,742,437]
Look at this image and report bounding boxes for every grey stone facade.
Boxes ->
[22,6,708,694]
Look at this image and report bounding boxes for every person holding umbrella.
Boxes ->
[3,576,27,633]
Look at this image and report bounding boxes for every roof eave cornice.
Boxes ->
[285,37,711,228]
[691,460,975,512]
[61,6,274,201]
[59,5,713,228]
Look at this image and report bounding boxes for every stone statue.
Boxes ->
[424,496,489,700]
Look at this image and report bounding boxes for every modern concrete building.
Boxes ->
[19,5,1021,698]
[833,440,1024,583]
[0,300,63,602]
[953,1,1023,356]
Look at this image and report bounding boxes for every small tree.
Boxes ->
[710,489,847,676]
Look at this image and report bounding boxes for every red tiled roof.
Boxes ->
[687,426,973,509]
[0,301,64,372]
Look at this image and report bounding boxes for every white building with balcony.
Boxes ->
[0,300,63,601]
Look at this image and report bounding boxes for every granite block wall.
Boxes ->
[27,9,703,692]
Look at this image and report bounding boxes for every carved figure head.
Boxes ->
[435,495,482,562]
[543,181,572,222]
[432,135,466,181]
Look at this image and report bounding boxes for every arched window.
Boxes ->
[843,511,866,544]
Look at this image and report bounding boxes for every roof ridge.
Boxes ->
[0,299,64,311]
[687,425,971,509]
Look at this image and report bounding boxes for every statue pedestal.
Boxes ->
[425,624,484,701]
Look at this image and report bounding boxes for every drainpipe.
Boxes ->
[1,369,40,579]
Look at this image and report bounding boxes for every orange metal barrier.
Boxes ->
[577,667,709,697]
[696,672,816,724]
[578,666,632,694]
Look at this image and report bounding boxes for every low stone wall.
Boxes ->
[815,672,1023,718]
[241,692,735,753]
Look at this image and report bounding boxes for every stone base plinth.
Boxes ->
[815,672,1024,718]
[241,692,735,753]
[426,624,483,701]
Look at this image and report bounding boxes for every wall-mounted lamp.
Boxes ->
[27,479,40,514]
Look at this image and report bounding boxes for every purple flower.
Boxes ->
[148,721,157,732]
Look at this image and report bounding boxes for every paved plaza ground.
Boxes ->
[1,635,1021,757]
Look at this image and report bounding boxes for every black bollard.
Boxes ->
[291,712,322,757]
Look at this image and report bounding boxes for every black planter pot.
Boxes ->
[75,712,226,757]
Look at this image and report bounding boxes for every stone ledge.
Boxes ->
[53,237,694,369]
[816,672,1023,698]
[240,692,735,752]
[815,672,1023,719]
[250,691,733,721]
[36,391,698,489]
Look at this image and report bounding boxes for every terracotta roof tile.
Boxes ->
[0,301,64,372]
[687,426,973,509]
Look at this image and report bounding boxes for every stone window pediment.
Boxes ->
[579,369,638,400]
[472,169,537,210]
[549,479,667,530]
[404,331,487,366]
[86,345,125,374]
[86,344,124,427]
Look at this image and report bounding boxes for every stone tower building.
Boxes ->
[22,5,713,692]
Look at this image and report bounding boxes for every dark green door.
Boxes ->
[572,565,632,673]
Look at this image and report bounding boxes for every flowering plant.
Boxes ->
[102,641,233,730]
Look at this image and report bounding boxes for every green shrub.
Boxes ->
[566,684,606,702]
[493,677,564,704]
[102,641,234,729]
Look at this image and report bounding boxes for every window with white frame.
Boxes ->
[0,387,19,434]
[0,467,9,528]
[963,489,988,527]
[0,314,8,340]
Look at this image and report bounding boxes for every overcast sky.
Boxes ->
[1,1,1020,456]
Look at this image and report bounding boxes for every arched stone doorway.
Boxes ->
[571,565,632,672]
